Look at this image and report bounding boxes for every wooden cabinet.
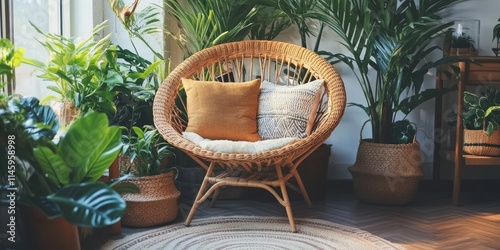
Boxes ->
[434,57,500,205]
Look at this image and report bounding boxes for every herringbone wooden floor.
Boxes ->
[84,189,500,250]
[179,191,500,250]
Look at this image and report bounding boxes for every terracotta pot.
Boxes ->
[348,140,423,205]
[21,205,80,250]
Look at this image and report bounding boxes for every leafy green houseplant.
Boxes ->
[119,126,180,227]
[493,18,500,55]
[1,98,128,247]
[25,21,121,125]
[318,0,464,144]
[463,88,500,156]
[0,38,25,93]
[463,88,500,135]
[317,0,467,205]
[121,126,177,176]
[165,0,258,58]
[106,0,168,130]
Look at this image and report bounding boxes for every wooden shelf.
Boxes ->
[442,150,500,165]
[435,56,500,205]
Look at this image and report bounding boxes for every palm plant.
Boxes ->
[251,0,324,49]
[165,0,258,57]
[318,0,466,144]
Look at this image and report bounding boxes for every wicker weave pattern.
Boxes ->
[121,172,180,227]
[153,40,346,232]
[463,129,500,156]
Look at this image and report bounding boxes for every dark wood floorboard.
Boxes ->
[82,190,500,250]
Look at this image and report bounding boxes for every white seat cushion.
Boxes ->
[183,132,299,154]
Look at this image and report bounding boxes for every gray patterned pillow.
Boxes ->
[258,79,324,140]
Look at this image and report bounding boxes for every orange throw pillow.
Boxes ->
[182,78,261,142]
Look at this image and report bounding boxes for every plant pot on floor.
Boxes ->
[21,204,81,250]
[463,129,500,156]
[348,139,423,205]
[121,172,180,227]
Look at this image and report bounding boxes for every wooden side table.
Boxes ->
[434,57,500,205]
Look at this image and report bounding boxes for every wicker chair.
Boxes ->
[153,40,346,232]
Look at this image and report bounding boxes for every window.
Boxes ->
[2,0,64,98]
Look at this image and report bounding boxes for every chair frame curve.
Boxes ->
[153,40,346,232]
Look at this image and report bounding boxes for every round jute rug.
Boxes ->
[103,216,404,250]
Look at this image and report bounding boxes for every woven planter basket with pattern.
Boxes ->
[121,172,180,227]
[463,129,500,156]
[348,139,423,205]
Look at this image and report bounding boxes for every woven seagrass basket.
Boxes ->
[463,129,500,156]
[348,139,423,205]
[121,172,180,227]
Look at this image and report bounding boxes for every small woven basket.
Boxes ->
[463,129,500,156]
[121,172,180,227]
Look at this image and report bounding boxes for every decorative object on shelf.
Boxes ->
[462,88,500,156]
[449,19,480,56]
[318,0,466,205]
[120,126,180,227]
[492,18,500,56]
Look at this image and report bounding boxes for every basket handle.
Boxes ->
[359,120,418,143]
[359,120,371,141]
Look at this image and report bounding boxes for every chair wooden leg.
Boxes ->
[275,165,297,233]
[209,188,220,207]
[185,162,216,226]
[294,172,313,208]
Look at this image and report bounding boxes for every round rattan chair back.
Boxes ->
[153,40,346,166]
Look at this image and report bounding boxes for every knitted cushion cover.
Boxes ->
[258,79,324,140]
[183,78,261,142]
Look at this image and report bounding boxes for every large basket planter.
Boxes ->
[463,129,500,156]
[348,140,423,205]
[121,172,180,227]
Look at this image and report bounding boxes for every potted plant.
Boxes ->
[120,126,180,227]
[317,0,467,205]
[451,32,477,56]
[24,21,119,127]
[463,87,500,156]
[493,18,500,56]
[1,97,127,249]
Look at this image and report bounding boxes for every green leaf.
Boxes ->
[34,146,70,186]
[60,112,122,183]
[47,182,126,228]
